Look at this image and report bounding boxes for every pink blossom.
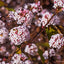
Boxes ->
[9,25,30,45]
[49,34,64,49]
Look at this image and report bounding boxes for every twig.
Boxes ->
[53,25,62,34]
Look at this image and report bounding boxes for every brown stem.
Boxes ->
[53,25,62,34]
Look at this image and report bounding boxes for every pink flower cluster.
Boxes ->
[47,15,60,26]
[25,43,38,56]
[8,1,62,28]
[19,53,28,61]
[0,27,8,44]
[43,48,55,59]
[0,46,6,54]
[11,54,22,64]
[9,25,30,45]
[11,53,33,64]
[43,50,49,59]
[9,8,33,25]
[0,20,5,28]
[53,0,64,9]
[35,9,53,27]
[29,1,42,13]
[49,34,64,49]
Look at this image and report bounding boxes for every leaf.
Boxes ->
[46,26,58,39]
[16,47,21,54]
[38,48,45,64]
[36,42,49,48]
[6,8,14,11]
[42,42,49,47]
[0,1,7,7]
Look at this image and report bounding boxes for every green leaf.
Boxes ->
[38,48,45,64]
[6,8,14,11]
[36,42,49,48]
[46,26,58,39]
[42,42,49,47]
